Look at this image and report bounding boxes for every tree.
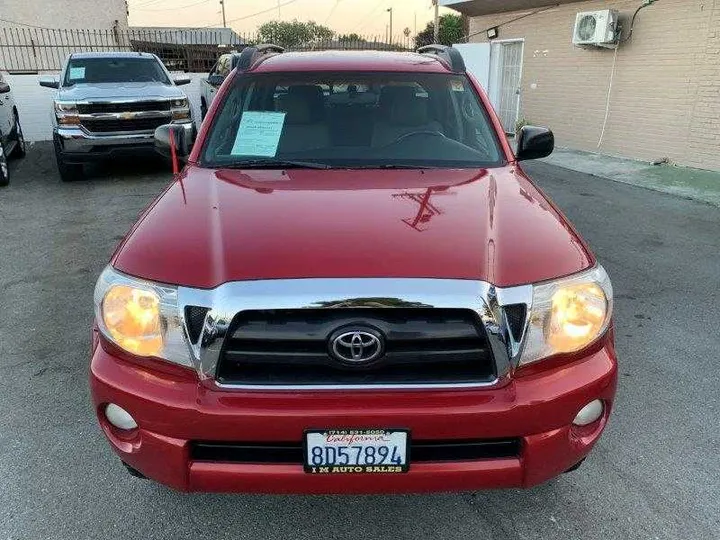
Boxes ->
[338,33,363,43]
[415,14,465,48]
[257,20,335,48]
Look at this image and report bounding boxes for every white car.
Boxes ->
[200,53,233,120]
[0,72,26,186]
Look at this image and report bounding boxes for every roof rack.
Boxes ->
[231,44,285,72]
[417,45,466,74]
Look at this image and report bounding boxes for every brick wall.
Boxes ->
[467,0,720,171]
[3,73,206,142]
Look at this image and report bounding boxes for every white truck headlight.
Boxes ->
[519,265,613,366]
[54,101,80,125]
[94,266,193,367]
[171,98,191,120]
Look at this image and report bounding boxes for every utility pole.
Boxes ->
[387,8,393,45]
[433,0,440,43]
[220,0,226,28]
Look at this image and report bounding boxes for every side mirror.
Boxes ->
[154,123,196,173]
[516,126,554,161]
[207,74,225,87]
[0,82,10,94]
[173,75,192,86]
[38,76,60,89]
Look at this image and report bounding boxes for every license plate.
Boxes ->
[304,429,409,474]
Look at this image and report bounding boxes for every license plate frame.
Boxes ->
[303,429,410,474]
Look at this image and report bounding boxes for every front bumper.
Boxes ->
[54,122,193,162]
[90,334,618,494]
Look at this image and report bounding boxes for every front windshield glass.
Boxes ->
[63,57,170,86]
[201,71,504,169]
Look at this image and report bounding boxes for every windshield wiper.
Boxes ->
[352,164,441,169]
[214,159,331,170]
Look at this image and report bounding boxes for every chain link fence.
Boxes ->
[0,27,416,72]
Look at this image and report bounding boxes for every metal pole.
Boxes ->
[433,0,440,43]
[220,0,226,28]
[387,8,393,45]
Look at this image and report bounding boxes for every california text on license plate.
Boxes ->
[304,429,409,474]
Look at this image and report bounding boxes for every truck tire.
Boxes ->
[10,111,26,159]
[0,138,9,187]
[53,135,83,182]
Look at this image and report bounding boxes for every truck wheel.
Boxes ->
[54,137,83,182]
[0,140,9,187]
[10,111,26,159]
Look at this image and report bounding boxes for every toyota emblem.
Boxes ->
[329,329,384,364]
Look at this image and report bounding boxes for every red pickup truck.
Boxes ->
[90,45,617,493]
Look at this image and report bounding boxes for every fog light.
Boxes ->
[573,400,603,426]
[105,403,138,430]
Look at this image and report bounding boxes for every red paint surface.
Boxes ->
[90,336,617,493]
[113,166,593,288]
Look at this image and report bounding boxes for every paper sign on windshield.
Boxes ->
[231,111,286,157]
[69,67,86,80]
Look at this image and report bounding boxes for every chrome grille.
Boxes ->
[77,101,171,114]
[215,308,495,387]
[81,117,168,133]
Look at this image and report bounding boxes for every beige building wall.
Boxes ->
[2,0,129,29]
[467,0,720,171]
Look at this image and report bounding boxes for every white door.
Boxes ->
[453,43,491,91]
[488,41,524,134]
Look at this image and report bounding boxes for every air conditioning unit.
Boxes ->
[573,9,619,47]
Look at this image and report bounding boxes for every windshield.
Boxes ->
[63,57,170,86]
[201,72,504,169]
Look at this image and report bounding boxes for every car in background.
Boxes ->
[0,72,27,186]
[200,53,233,119]
[38,52,194,182]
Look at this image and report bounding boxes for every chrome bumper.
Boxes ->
[55,121,194,155]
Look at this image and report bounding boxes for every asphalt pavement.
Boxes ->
[0,143,718,540]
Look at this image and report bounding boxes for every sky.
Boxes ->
[128,0,453,38]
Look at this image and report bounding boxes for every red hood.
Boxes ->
[113,165,594,288]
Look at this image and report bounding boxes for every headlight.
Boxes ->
[94,266,193,367]
[54,101,78,113]
[54,101,80,125]
[519,265,613,366]
[171,98,191,120]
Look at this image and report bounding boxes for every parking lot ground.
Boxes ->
[1,143,719,540]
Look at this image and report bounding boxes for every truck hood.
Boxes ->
[113,166,594,288]
[58,82,184,101]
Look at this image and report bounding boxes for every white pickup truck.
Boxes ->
[39,52,193,182]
